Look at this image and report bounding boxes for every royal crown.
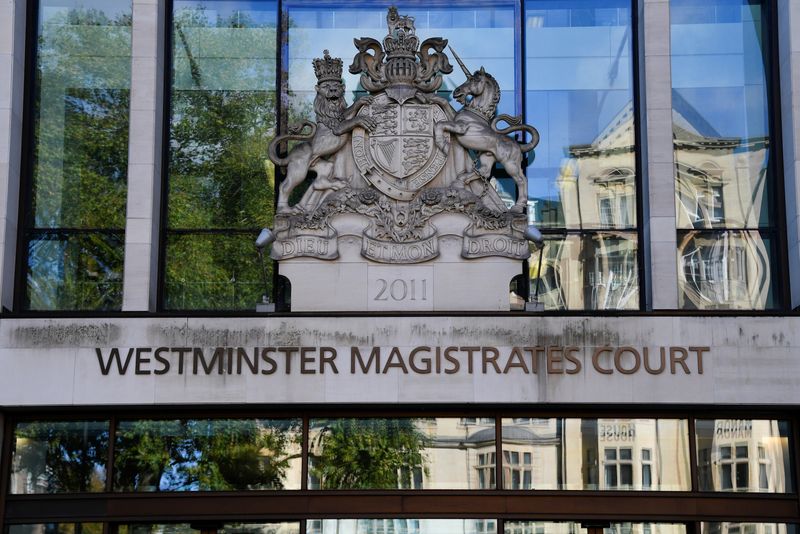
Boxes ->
[313,50,343,83]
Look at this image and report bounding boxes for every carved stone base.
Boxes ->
[280,233,522,312]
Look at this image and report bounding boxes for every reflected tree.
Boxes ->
[11,421,109,493]
[26,6,131,310]
[164,6,278,310]
[114,419,300,491]
[310,419,429,489]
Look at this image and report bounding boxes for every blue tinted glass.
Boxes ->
[671,0,773,230]
[525,0,635,230]
[286,2,518,119]
[671,0,777,310]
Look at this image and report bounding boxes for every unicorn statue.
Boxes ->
[433,47,540,213]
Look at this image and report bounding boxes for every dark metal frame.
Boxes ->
[2,406,800,526]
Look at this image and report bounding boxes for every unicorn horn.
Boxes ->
[448,46,472,79]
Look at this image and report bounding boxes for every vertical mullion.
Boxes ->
[0,416,12,530]
[766,0,791,309]
[687,417,699,493]
[14,0,40,312]
[301,414,309,490]
[105,416,117,493]
[156,0,175,311]
[791,415,800,502]
[273,0,287,307]
[518,0,530,300]
[631,0,646,311]
[495,414,503,490]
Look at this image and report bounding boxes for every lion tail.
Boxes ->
[268,121,317,166]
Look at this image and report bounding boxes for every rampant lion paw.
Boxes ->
[360,116,377,131]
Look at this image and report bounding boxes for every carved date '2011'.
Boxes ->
[374,278,428,301]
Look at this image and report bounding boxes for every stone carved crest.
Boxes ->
[266,7,541,265]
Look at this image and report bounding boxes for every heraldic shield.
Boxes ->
[352,93,450,201]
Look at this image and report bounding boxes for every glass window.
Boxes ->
[530,232,638,310]
[23,0,132,310]
[285,2,518,127]
[308,418,495,489]
[501,418,690,491]
[695,419,793,493]
[164,0,278,310]
[505,524,686,534]
[113,418,302,491]
[308,520,494,534]
[525,0,638,310]
[701,525,797,534]
[9,420,109,494]
[119,525,300,534]
[9,525,103,534]
[671,0,781,309]
[678,229,778,310]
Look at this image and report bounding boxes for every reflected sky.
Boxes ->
[524,0,634,227]
[285,2,517,114]
[671,0,769,139]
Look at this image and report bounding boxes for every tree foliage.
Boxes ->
[113,419,301,491]
[310,419,429,489]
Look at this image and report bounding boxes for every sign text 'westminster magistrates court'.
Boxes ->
[96,345,709,378]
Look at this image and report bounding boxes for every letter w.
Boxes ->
[96,348,134,375]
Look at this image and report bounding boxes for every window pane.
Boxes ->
[695,419,794,492]
[671,0,774,229]
[309,418,495,489]
[9,525,103,534]
[119,524,300,534]
[501,418,690,491]
[678,230,778,310]
[701,525,797,534]
[165,0,278,310]
[529,232,638,310]
[505,523,686,534]
[286,2,518,129]
[24,0,131,311]
[163,232,268,311]
[113,419,302,491]
[29,1,131,228]
[671,0,781,310]
[309,520,493,534]
[9,421,109,494]
[26,232,124,310]
[525,0,635,230]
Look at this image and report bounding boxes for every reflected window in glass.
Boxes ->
[695,419,793,493]
[671,0,782,309]
[501,418,690,491]
[308,418,495,490]
[9,421,109,494]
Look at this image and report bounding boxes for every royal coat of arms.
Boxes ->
[265,7,541,271]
